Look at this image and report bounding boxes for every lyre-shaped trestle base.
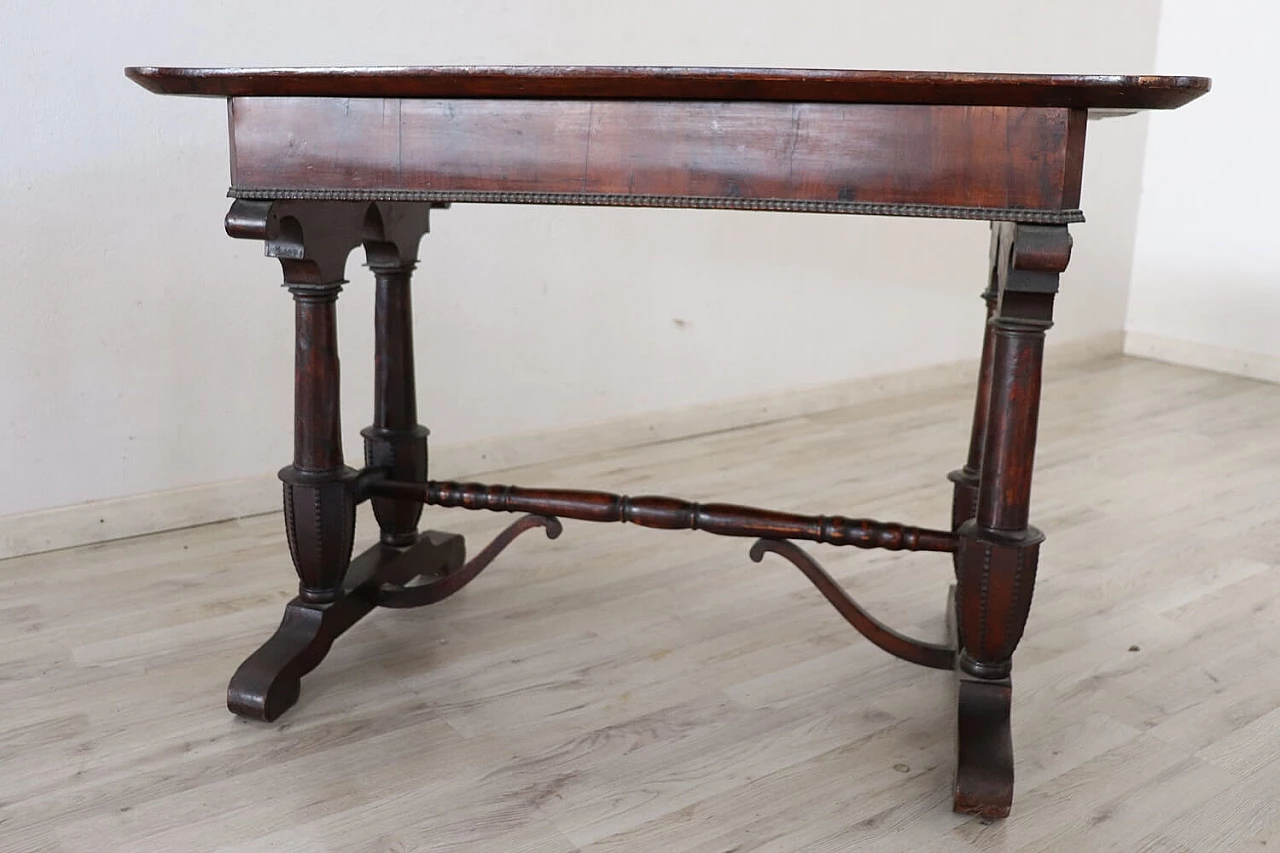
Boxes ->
[227,515,558,722]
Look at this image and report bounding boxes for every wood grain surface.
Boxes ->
[229,99,1088,211]
[126,66,1211,110]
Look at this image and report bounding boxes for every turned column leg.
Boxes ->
[225,200,367,720]
[225,201,473,722]
[361,211,431,546]
[362,264,428,546]
[282,285,359,603]
[947,225,1002,541]
[952,222,1071,818]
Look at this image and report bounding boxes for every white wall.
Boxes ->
[0,1,1162,520]
[1126,1,1279,376]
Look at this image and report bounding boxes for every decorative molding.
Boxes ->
[0,331,1121,560]
[1123,332,1280,385]
[228,187,1087,225]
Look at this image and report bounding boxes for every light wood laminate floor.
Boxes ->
[4,355,1280,852]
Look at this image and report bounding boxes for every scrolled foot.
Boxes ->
[948,584,1014,818]
[954,675,1014,818]
[227,530,469,721]
[227,603,332,722]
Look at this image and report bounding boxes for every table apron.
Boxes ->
[228,98,1087,214]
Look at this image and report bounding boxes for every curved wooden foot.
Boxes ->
[948,584,1014,818]
[227,529,465,721]
[749,538,955,670]
[227,603,326,722]
[375,514,562,608]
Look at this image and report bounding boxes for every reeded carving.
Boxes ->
[954,523,1043,678]
[280,470,359,603]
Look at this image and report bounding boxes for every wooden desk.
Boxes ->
[126,65,1209,818]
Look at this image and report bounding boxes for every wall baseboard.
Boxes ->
[1124,332,1280,385]
[0,476,285,562]
[1,331,1121,560]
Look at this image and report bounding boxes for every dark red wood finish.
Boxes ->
[361,477,957,668]
[367,478,959,552]
[228,529,464,721]
[752,539,955,670]
[291,292,344,473]
[373,515,562,609]
[126,65,1210,110]
[263,202,365,607]
[949,222,1070,817]
[228,519,559,721]
[130,65,1209,821]
[228,98,1088,213]
[948,230,1002,541]
[360,205,432,547]
[947,583,1016,818]
[362,264,429,546]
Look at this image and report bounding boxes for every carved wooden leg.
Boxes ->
[361,206,432,548]
[224,200,367,720]
[357,206,485,606]
[947,225,1002,544]
[228,530,465,721]
[952,222,1071,818]
[224,201,534,722]
[229,291,361,718]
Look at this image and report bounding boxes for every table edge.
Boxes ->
[124,66,1211,110]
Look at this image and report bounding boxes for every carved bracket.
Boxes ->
[225,199,436,286]
[361,203,432,271]
[991,221,1072,327]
